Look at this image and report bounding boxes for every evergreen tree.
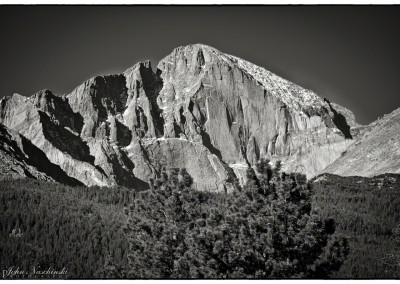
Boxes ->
[379,224,400,277]
[124,160,349,278]
[94,253,125,278]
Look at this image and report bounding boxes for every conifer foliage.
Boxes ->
[0,179,132,278]
[124,160,349,278]
[379,224,400,278]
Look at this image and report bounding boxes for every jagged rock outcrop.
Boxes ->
[0,91,112,187]
[0,123,81,185]
[0,56,234,190]
[323,107,400,176]
[2,43,392,190]
[125,137,235,192]
[0,123,51,181]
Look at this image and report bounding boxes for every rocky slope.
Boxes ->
[323,107,400,176]
[0,123,50,181]
[0,123,81,185]
[1,43,395,190]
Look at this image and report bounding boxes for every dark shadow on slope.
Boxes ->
[133,106,148,138]
[199,129,223,160]
[19,135,83,186]
[115,119,132,147]
[0,124,81,186]
[38,111,111,179]
[90,75,128,121]
[113,149,150,191]
[324,98,352,139]
[39,111,96,164]
[0,125,27,161]
[34,90,85,135]
[141,65,165,137]
[130,175,150,191]
[173,118,184,136]
[179,106,186,125]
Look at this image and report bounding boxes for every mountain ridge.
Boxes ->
[0,43,398,190]
[324,106,400,176]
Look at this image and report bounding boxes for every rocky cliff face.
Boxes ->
[0,123,81,185]
[154,44,359,179]
[0,123,51,181]
[1,43,391,190]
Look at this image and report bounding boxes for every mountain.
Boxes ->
[0,123,82,185]
[0,44,397,190]
[323,107,400,176]
[0,123,51,181]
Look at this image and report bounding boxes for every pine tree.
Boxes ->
[124,161,349,278]
[94,253,124,278]
[379,224,400,277]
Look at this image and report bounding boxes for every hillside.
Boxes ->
[0,173,399,278]
[0,179,137,278]
[313,173,400,278]
[0,124,51,181]
[323,107,400,177]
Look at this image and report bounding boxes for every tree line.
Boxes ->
[1,163,399,278]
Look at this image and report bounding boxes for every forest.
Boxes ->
[0,164,399,278]
[312,173,400,278]
[0,179,133,278]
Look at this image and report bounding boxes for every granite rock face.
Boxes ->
[0,123,50,181]
[0,56,234,190]
[0,91,113,187]
[1,44,395,190]
[155,45,358,178]
[0,123,81,185]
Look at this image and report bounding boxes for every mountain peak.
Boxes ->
[159,44,324,113]
[172,43,219,52]
[123,60,153,76]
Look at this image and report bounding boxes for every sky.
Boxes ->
[0,6,400,124]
